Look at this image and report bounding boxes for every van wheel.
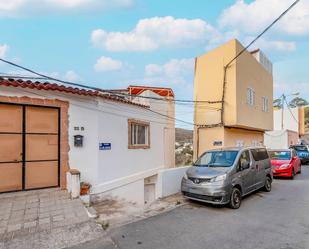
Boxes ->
[264,176,272,192]
[229,188,241,209]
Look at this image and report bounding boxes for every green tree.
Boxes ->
[288,97,308,108]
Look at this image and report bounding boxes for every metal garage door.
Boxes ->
[0,103,60,193]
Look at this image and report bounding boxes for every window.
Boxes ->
[269,151,291,160]
[250,148,269,161]
[128,119,150,149]
[194,150,238,167]
[262,96,269,112]
[247,87,255,106]
[238,150,251,170]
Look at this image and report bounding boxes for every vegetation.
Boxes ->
[175,128,193,166]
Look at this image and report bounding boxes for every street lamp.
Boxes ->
[281,92,300,130]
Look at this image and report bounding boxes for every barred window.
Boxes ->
[247,87,255,106]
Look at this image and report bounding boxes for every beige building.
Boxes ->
[193,39,273,159]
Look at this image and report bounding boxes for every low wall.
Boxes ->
[156,166,190,198]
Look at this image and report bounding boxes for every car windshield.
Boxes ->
[194,150,238,167]
[269,151,291,160]
[292,146,307,152]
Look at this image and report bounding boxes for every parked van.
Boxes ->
[181,147,272,209]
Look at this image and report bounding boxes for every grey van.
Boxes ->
[181,147,273,209]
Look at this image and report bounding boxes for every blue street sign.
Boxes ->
[99,143,111,150]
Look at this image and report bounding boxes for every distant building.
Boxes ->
[193,39,273,158]
[264,106,306,149]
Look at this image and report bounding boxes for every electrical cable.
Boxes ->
[0,73,218,104]
[220,0,300,125]
[15,87,194,129]
[284,98,300,125]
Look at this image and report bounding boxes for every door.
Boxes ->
[25,106,59,189]
[0,103,60,193]
[251,148,268,189]
[0,104,23,192]
[291,150,301,173]
[238,150,255,194]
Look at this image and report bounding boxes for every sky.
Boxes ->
[0,0,308,129]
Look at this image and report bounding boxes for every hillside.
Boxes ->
[175,128,193,166]
[175,128,193,143]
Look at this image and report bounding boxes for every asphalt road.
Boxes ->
[70,165,309,249]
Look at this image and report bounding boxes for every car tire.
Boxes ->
[229,188,241,209]
[264,176,272,192]
[291,169,295,180]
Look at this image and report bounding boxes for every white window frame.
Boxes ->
[246,87,255,106]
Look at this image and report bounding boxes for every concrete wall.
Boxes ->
[274,108,299,132]
[264,130,299,149]
[194,127,224,158]
[195,126,264,158]
[235,41,273,131]
[224,128,264,147]
[193,39,273,131]
[156,166,190,198]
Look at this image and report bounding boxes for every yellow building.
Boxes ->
[193,39,273,159]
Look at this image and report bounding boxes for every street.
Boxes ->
[71,165,309,249]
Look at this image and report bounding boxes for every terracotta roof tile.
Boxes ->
[0,78,147,108]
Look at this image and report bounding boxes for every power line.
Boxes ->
[226,0,300,68]
[16,87,193,128]
[284,98,299,125]
[0,72,218,104]
[220,0,300,125]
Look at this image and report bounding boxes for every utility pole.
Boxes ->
[280,92,299,130]
[281,94,285,130]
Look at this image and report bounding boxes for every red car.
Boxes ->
[269,149,301,179]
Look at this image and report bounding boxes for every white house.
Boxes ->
[0,78,177,206]
[264,107,304,149]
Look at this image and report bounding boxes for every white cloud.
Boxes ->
[91,16,218,52]
[0,0,134,16]
[0,44,9,57]
[144,58,194,85]
[64,70,80,81]
[94,56,123,72]
[219,0,309,36]
[244,37,296,52]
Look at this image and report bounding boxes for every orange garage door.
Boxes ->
[0,103,60,193]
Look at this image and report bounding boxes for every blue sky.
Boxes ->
[0,0,308,128]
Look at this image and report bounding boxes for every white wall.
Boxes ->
[68,103,99,185]
[156,166,189,198]
[264,130,288,149]
[274,108,299,132]
[91,178,145,206]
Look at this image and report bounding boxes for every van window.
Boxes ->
[238,150,251,170]
[251,148,269,161]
